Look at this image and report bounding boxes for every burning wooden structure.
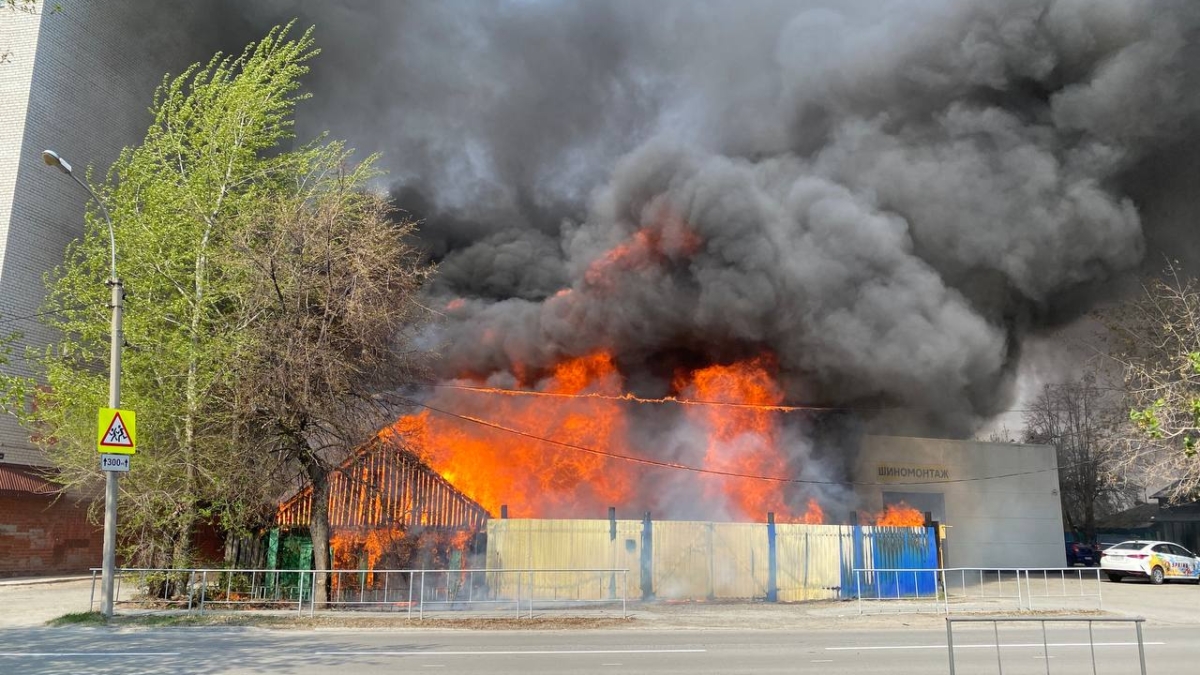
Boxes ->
[277,438,488,535]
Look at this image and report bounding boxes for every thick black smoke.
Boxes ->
[227,0,1200,435]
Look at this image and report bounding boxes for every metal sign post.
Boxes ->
[42,150,130,620]
[98,283,128,618]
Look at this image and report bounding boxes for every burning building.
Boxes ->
[230,2,1192,577]
[380,362,1064,570]
[270,340,1062,582]
[276,438,489,572]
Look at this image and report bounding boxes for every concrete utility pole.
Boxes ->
[42,150,123,618]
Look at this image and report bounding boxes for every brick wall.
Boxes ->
[0,492,102,576]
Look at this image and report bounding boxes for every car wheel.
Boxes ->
[1150,566,1165,585]
[1106,573,1123,583]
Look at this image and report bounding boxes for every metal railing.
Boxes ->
[91,567,629,619]
[854,567,943,614]
[853,567,1103,614]
[1010,568,1103,611]
[946,616,1147,675]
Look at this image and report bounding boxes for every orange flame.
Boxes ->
[384,207,862,523]
[585,229,657,286]
[391,350,837,523]
[330,528,473,579]
[583,204,702,289]
[680,357,794,520]
[396,352,635,518]
[798,498,825,525]
[870,502,926,527]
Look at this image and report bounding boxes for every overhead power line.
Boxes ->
[428,382,1069,417]
[0,304,95,329]
[430,382,882,412]
[414,401,1081,487]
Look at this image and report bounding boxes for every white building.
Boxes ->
[854,435,1066,568]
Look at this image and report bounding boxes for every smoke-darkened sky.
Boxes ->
[224,0,1200,435]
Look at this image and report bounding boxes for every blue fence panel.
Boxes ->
[840,526,938,598]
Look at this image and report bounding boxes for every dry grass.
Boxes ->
[47,611,636,630]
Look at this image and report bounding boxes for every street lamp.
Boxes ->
[42,149,124,619]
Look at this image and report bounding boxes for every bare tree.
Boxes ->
[1024,375,1139,541]
[1106,263,1200,501]
[228,147,433,605]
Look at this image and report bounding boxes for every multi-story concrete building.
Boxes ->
[0,0,225,575]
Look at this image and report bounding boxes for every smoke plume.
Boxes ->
[226,0,1200,437]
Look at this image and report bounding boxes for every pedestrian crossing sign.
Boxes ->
[97,408,136,455]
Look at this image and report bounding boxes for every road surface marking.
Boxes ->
[827,642,1163,651]
[0,652,180,657]
[810,659,834,663]
[315,649,706,656]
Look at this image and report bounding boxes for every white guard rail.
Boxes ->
[853,567,1103,614]
[946,616,1146,675]
[91,567,629,619]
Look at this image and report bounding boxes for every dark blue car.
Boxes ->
[1066,538,1098,566]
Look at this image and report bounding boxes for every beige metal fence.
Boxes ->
[776,524,853,601]
[485,519,644,600]
[486,519,865,601]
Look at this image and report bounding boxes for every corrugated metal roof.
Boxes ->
[0,464,59,495]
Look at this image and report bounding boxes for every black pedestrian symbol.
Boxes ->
[101,412,133,447]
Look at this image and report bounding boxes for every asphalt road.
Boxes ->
[2,574,1196,673]
[0,624,1190,675]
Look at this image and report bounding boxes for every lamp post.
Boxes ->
[42,149,123,618]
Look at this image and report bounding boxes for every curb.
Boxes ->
[0,575,92,588]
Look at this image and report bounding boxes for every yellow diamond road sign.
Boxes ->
[97,408,136,455]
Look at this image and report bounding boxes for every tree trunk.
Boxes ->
[177,229,205,574]
[172,514,194,566]
[307,461,331,608]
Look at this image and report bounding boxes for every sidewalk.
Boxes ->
[0,576,95,628]
[1,574,1190,631]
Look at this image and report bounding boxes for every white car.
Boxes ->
[1100,540,1200,584]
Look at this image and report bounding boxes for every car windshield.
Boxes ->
[1109,543,1145,551]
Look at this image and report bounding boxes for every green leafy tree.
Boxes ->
[8,23,435,580]
[15,24,328,567]
[1109,263,1200,500]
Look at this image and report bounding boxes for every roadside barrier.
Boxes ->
[853,567,1103,614]
[946,616,1146,675]
[90,567,628,618]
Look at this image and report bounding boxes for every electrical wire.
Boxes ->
[0,304,95,328]
[429,382,1085,416]
[413,401,1084,487]
[430,382,883,412]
